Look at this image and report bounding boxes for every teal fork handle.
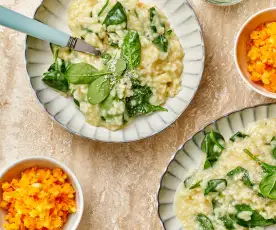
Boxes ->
[0,5,70,47]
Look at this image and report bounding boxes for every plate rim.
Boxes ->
[24,0,206,143]
[206,0,242,6]
[156,102,276,229]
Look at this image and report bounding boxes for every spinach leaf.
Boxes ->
[151,26,157,33]
[73,98,80,107]
[227,166,254,188]
[149,7,157,32]
[101,53,112,64]
[259,173,276,200]
[196,213,214,230]
[209,131,225,149]
[153,35,168,52]
[201,131,225,169]
[149,7,155,22]
[50,43,60,59]
[270,136,276,159]
[230,132,248,142]
[55,57,67,73]
[211,199,221,210]
[134,9,139,18]
[110,42,119,48]
[257,192,265,198]
[204,179,227,195]
[227,166,246,176]
[66,63,112,84]
[103,2,127,26]
[149,7,169,52]
[165,30,173,36]
[149,7,165,33]
[244,149,276,199]
[100,94,114,110]
[190,180,201,190]
[49,45,68,72]
[183,176,192,188]
[87,76,110,104]
[83,28,93,33]
[98,0,109,16]
[115,58,127,75]
[220,215,235,230]
[125,79,167,117]
[234,204,276,227]
[122,110,130,124]
[212,200,236,230]
[244,149,276,173]
[48,63,56,72]
[121,31,141,69]
[43,70,68,93]
[42,48,69,93]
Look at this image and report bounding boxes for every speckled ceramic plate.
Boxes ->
[25,0,205,142]
[157,103,276,230]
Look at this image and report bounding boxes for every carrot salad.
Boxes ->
[0,167,76,230]
[247,22,276,92]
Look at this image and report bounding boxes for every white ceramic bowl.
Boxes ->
[0,157,84,230]
[25,0,205,142]
[235,7,276,99]
[206,0,242,6]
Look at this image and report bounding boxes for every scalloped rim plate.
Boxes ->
[206,0,242,6]
[25,0,205,142]
[157,103,276,230]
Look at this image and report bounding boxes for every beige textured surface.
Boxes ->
[0,0,276,229]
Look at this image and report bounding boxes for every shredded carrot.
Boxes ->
[0,167,76,230]
[247,22,276,92]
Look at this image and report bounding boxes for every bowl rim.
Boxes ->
[24,0,206,143]
[234,7,276,99]
[156,102,276,229]
[0,156,84,230]
[206,0,242,7]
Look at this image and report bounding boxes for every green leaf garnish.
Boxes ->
[153,35,168,52]
[103,2,127,26]
[87,76,110,105]
[121,31,141,69]
[196,214,214,230]
[201,131,225,169]
[227,166,254,188]
[230,132,248,142]
[98,0,109,16]
[125,79,167,117]
[66,63,112,85]
[204,179,227,195]
[233,204,276,227]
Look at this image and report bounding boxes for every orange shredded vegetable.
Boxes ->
[247,22,276,92]
[0,167,76,230]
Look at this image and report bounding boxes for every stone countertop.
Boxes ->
[0,0,275,229]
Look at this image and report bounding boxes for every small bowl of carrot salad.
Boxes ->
[235,7,276,98]
[0,157,84,230]
[247,22,276,92]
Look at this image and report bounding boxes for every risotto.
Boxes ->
[42,0,184,131]
[174,119,276,230]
